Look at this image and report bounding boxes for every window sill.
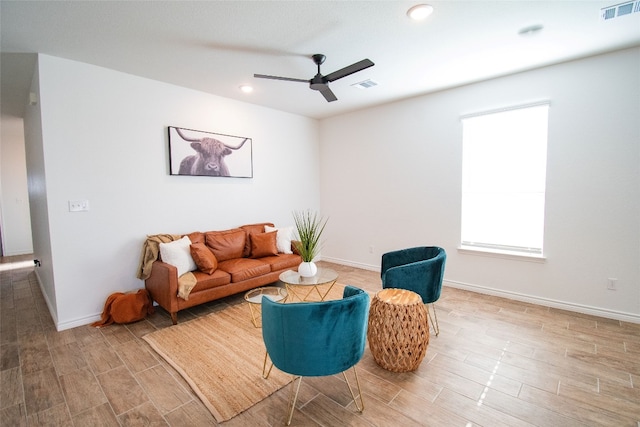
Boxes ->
[457,246,546,263]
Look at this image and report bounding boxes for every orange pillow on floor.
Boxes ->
[91,289,154,327]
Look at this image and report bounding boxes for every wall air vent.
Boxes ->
[601,1,640,20]
[351,79,378,89]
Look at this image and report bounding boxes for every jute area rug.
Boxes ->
[142,282,346,422]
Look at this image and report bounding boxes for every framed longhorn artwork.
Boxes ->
[168,126,253,178]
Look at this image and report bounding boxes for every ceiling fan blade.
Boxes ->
[253,74,309,83]
[319,86,337,102]
[324,59,374,82]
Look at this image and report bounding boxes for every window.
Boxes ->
[461,103,549,256]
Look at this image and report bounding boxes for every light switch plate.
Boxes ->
[69,200,90,212]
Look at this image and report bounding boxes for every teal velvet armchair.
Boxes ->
[381,246,446,335]
[261,285,370,425]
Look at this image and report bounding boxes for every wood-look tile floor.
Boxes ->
[2,255,639,426]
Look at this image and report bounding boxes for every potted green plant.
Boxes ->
[292,209,328,277]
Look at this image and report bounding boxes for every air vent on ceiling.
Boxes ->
[351,79,378,89]
[601,1,640,20]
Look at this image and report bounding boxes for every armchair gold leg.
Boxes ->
[263,351,274,379]
[286,376,303,426]
[283,369,363,425]
[426,303,440,336]
[342,366,365,412]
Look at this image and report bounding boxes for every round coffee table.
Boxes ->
[244,286,288,328]
[367,288,429,372]
[279,268,338,302]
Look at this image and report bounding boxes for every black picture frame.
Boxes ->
[168,126,253,178]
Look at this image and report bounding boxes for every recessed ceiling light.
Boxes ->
[518,24,544,36]
[239,85,253,93]
[407,4,434,21]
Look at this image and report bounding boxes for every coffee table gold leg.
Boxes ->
[301,281,338,302]
[285,284,303,302]
[316,280,337,301]
[285,280,337,302]
[248,303,260,328]
[302,285,316,301]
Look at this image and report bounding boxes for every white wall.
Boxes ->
[23,58,57,320]
[25,54,320,330]
[0,114,33,255]
[320,47,640,322]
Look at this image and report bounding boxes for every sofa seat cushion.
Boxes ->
[190,269,231,293]
[217,258,271,282]
[259,254,302,272]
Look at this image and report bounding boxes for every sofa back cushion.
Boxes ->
[250,231,279,258]
[185,231,204,245]
[190,242,218,274]
[240,222,275,257]
[205,229,246,262]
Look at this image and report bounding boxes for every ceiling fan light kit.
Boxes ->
[254,54,374,102]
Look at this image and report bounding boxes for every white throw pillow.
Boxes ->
[159,236,197,277]
[264,225,294,254]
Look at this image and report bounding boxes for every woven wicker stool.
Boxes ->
[367,288,429,372]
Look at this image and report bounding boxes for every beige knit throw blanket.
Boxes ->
[176,273,197,300]
[137,234,198,300]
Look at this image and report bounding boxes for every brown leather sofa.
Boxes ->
[144,222,301,324]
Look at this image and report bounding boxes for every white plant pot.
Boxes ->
[298,261,318,277]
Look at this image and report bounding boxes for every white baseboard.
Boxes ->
[320,256,380,272]
[33,269,101,331]
[33,269,58,328]
[33,256,640,329]
[322,257,640,324]
[446,279,640,324]
[56,314,102,331]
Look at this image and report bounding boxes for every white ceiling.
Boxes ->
[1,1,639,119]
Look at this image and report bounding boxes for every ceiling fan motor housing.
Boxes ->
[310,75,328,91]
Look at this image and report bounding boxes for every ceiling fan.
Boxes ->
[254,54,374,102]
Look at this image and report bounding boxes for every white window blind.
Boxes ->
[461,103,549,255]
